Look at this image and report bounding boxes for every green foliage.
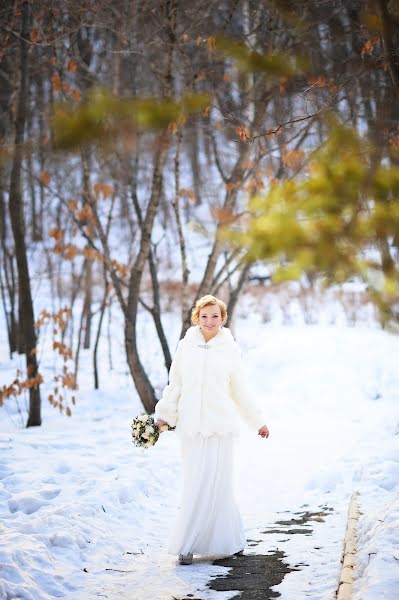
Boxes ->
[214,36,309,78]
[52,88,210,150]
[226,123,399,324]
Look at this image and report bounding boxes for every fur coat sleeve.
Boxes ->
[229,343,265,430]
[154,340,183,427]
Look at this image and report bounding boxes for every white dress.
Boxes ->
[168,433,246,556]
[155,326,266,557]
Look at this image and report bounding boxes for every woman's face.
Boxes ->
[198,304,223,338]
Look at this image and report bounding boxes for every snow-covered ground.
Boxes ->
[1,309,399,599]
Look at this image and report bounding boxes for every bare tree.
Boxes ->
[8,1,41,426]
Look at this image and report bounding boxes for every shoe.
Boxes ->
[178,553,193,565]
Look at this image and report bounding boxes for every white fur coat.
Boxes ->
[155,325,265,436]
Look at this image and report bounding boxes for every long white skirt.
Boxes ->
[168,433,246,557]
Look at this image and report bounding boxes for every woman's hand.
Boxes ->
[258,425,270,438]
[156,419,169,432]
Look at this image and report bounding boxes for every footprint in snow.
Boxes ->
[43,476,57,484]
[101,463,117,472]
[76,479,97,495]
[8,493,50,515]
[0,465,13,479]
[39,487,61,500]
[55,461,71,474]
[49,531,76,548]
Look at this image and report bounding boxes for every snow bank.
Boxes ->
[0,317,398,599]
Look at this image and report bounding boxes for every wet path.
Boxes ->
[83,503,337,600]
[204,506,334,600]
[209,551,295,599]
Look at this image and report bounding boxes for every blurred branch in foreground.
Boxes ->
[52,88,210,151]
[224,123,399,328]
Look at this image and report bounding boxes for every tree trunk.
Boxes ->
[93,270,109,390]
[124,0,176,413]
[27,100,41,242]
[8,1,41,427]
[125,137,169,413]
[378,0,399,98]
[172,131,191,329]
[0,163,18,355]
[83,259,93,349]
[226,263,251,328]
[36,50,45,241]
[74,294,85,389]
[131,183,172,372]
[81,151,93,350]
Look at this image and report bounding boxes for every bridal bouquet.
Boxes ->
[131,414,174,448]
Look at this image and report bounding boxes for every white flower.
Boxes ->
[139,414,148,422]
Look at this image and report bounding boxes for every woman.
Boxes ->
[155,294,269,565]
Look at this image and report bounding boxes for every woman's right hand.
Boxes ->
[156,419,169,432]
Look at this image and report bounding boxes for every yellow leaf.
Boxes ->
[67,59,77,73]
[178,188,196,202]
[94,183,113,199]
[49,228,64,241]
[63,244,79,260]
[207,36,216,55]
[51,74,62,92]
[40,170,50,186]
[30,30,41,43]
[177,113,186,128]
[362,13,382,32]
[210,207,236,224]
[168,121,178,134]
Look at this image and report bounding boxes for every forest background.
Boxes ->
[1,0,399,428]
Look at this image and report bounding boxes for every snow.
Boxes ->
[1,308,399,599]
[352,447,399,600]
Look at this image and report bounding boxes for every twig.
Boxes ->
[105,568,135,573]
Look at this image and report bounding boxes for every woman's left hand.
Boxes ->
[258,425,270,438]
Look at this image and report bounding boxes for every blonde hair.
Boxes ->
[191,294,228,326]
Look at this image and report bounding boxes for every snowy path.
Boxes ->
[1,324,399,599]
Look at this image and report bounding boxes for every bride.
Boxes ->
[155,294,269,565]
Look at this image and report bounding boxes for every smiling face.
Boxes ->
[198,303,223,341]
